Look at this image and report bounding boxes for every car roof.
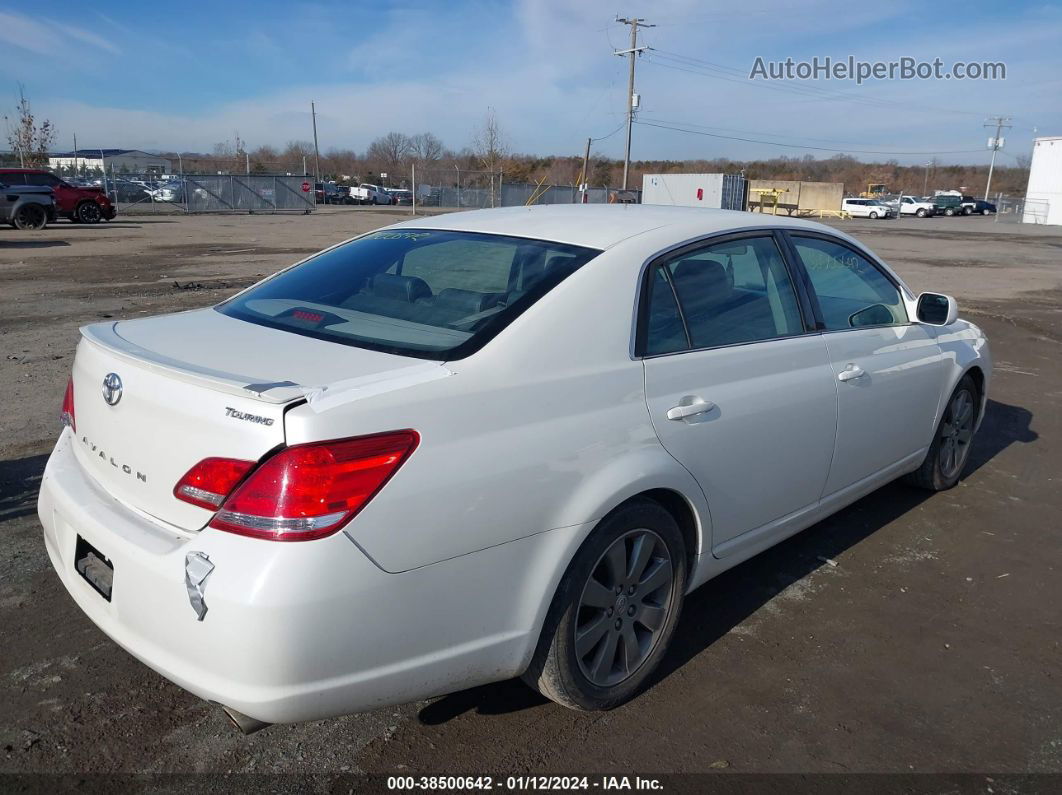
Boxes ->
[390,204,844,250]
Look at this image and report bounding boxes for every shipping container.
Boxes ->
[641,173,747,210]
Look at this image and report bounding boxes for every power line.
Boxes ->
[647,48,985,118]
[633,119,986,156]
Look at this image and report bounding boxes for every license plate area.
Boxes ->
[75,535,114,602]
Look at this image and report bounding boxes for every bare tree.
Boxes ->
[366,132,412,183]
[409,132,444,166]
[472,108,508,206]
[4,85,56,167]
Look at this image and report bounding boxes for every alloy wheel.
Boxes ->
[939,388,975,480]
[13,203,47,230]
[78,202,102,223]
[575,529,674,688]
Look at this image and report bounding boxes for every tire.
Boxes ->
[945,208,956,217]
[76,201,102,224]
[963,206,973,215]
[905,374,979,491]
[916,208,927,217]
[12,203,48,230]
[869,211,879,219]
[522,499,687,711]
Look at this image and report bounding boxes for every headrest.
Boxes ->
[371,273,431,303]
[434,288,501,314]
[672,258,731,310]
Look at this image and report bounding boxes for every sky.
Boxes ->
[1,0,1059,166]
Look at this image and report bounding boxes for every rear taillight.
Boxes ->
[174,458,256,510]
[60,377,75,432]
[207,430,419,541]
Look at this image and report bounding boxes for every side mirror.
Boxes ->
[916,292,958,326]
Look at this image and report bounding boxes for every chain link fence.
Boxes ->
[995,197,1049,224]
[410,168,640,209]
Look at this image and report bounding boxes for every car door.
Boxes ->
[783,232,947,496]
[640,232,838,553]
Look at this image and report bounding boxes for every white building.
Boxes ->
[48,149,173,176]
[1024,136,1061,225]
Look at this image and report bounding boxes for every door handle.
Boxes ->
[666,397,716,421]
[837,364,866,382]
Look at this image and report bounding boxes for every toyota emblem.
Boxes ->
[101,373,123,406]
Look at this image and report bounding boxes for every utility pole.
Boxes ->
[922,161,931,196]
[311,101,321,183]
[72,132,78,178]
[579,136,591,202]
[984,115,1011,201]
[615,17,652,191]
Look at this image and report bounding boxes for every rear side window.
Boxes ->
[218,229,600,360]
[641,235,804,354]
[790,236,908,330]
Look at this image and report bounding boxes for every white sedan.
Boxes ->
[39,205,990,731]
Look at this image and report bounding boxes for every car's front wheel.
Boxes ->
[76,201,102,223]
[916,208,928,217]
[963,206,973,215]
[869,211,879,219]
[906,374,979,491]
[523,499,687,711]
[12,203,49,230]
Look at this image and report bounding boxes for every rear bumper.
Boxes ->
[38,429,574,723]
[102,204,117,220]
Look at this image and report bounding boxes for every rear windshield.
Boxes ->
[217,229,601,360]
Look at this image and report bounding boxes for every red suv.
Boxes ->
[0,168,116,223]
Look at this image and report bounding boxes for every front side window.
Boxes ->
[641,235,804,353]
[790,235,907,330]
[218,229,600,360]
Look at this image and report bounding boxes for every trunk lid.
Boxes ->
[70,308,437,531]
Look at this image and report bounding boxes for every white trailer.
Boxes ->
[641,173,746,210]
[1024,136,1062,225]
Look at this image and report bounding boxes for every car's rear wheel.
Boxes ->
[12,203,49,230]
[523,499,687,711]
[905,374,979,491]
[76,201,102,224]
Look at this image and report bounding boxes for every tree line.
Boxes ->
[3,89,1032,196]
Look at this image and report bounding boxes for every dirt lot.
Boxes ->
[1,208,1060,783]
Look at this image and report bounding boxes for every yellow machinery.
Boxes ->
[860,183,888,198]
[750,187,789,215]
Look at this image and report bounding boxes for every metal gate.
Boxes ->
[184,175,315,213]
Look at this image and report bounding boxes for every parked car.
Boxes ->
[110,179,153,203]
[332,185,353,205]
[961,197,997,215]
[350,183,391,205]
[841,198,894,219]
[389,189,413,206]
[928,194,963,217]
[0,168,116,223]
[897,195,936,217]
[39,205,990,730]
[150,181,184,203]
[0,180,56,229]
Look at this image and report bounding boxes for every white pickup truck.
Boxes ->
[349,183,392,205]
[896,195,937,217]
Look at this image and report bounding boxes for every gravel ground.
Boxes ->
[1,208,1059,784]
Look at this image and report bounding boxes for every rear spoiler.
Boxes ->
[80,321,453,410]
[80,322,307,404]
